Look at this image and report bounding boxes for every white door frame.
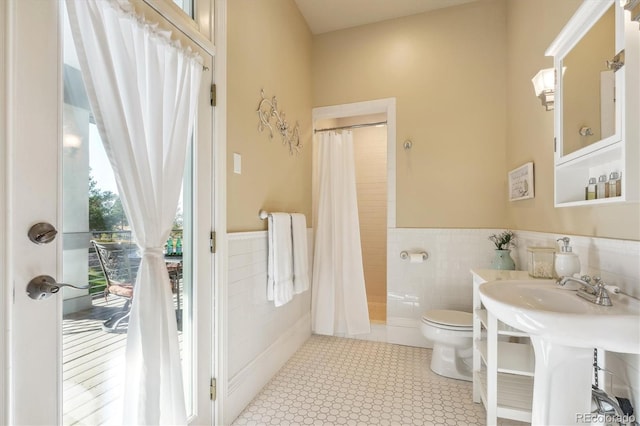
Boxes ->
[212,0,228,424]
[311,98,397,229]
[137,2,228,424]
[3,1,62,423]
[0,0,8,422]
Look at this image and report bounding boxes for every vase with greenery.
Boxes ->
[489,230,516,270]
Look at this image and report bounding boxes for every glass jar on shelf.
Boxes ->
[527,247,556,278]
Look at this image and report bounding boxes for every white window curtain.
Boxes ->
[312,131,371,336]
[66,0,202,424]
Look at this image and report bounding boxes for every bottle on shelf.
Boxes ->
[176,237,182,255]
[585,177,597,200]
[608,172,621,197]
[596,175,609,199]
[167,237,174,255]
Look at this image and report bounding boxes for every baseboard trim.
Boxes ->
[345,320,431,349]
[224,312,311,424]
[385,323,430,348]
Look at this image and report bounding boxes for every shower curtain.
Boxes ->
[312,130,371,336]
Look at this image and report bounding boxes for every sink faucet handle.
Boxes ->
[580,275,592,283]
[593,279,613,306]
[592,276,602,284]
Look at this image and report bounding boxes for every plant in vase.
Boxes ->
[488,230,516,270]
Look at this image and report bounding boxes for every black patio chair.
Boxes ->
[91,240,138,333]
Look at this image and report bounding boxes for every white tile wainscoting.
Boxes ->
[512,231,640,299]
[225,230,313,424]
[384,228,506,348]
[512,230,640,415]
[382,228,640,416]
[225,227,640,422]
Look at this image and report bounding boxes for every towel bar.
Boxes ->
[259,209,306,220]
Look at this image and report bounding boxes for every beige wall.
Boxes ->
[313,0,509,228]
[339,115,388,319]
[506,0,640,240]
[227,0,639,240]
[227,0,313,232]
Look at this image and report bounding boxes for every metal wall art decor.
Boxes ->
[257,89,302,155]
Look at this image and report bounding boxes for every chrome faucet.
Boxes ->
[556,275,613,306]
[556,275,590,287]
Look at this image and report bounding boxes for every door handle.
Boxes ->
[27,275,90,300]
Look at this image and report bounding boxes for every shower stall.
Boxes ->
[311,98,396,334]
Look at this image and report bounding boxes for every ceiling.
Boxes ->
[294,0,478,35]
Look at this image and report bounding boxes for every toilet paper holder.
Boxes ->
[400,251,428,261]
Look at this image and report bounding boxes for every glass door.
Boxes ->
[5,1,214,423]
[61,5,213,423]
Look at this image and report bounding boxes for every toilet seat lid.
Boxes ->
[422,310,473,328]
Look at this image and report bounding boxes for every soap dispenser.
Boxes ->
[555,237,580,278]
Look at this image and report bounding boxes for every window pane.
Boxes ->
[62,5,195,422]
[172,0,194,18]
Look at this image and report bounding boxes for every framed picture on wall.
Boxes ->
[508,162,534,201]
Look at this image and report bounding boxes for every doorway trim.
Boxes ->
[0,0,7,421]
[212,0,228,424]
[312,98,397,229]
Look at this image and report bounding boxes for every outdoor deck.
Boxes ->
[63,295,183,425]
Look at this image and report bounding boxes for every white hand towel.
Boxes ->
[291,213,310,294]
[267,213,294,307]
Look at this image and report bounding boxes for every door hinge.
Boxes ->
[210,84,217,107]
[210,378,217,401]
[554,137,557,153]
[606,50,625,72]
[210,231,216,254]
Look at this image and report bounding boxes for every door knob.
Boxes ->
[26,275,90,300]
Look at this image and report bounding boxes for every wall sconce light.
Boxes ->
[531,68,556,111]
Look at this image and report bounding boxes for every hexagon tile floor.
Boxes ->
[232,335,526,426]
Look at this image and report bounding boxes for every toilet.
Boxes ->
[420,309,473,381]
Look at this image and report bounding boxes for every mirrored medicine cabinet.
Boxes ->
[561,4,616,158]
[546,0,639,207]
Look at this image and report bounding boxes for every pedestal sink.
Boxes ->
[479,280,640,425]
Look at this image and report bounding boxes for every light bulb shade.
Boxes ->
[531,68,555,97]
[532,68,557,110]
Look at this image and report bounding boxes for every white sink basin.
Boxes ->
[479,279,640,425]
[480,280,640,426]
[479,279,640,354]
